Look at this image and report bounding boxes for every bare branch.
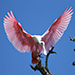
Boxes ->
[69,36,75,42]
[45,47,57,68]
[69,36,75,66]
[30,47,57,75]
[30,57,52,75]
[72,61,75,66]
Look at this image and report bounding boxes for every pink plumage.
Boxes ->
[4,11,40,53]
[42,6,73,51]
[3,7,73,64]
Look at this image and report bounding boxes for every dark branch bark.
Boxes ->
[72,61,75,66]
[30,47,57,75]
[69,36,75,42]
[69,36,75,66]
[45,47,57,68]
[30,57,52,75]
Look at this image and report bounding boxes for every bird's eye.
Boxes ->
[41,42,43,45]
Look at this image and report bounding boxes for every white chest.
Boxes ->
[32,35,42,43]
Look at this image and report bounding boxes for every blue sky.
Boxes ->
[0,0,75,75]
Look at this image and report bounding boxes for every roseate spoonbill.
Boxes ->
[3,7,73,64]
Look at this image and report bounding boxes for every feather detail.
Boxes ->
[42,6,73,51]
[3,11,36,53]
[3,6,73,64]
[31,51,38,64]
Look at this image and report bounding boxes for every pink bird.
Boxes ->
[4,7,73,64]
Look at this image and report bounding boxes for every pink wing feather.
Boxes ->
[3,11,36,53]
[42,6,73,51]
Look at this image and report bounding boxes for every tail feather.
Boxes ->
[31,51,39,64]
[32,58,37,64]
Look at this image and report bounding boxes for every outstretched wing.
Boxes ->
[42,6,73,51]
[3,11,35,53]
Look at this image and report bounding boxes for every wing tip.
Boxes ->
[66,6,73,12]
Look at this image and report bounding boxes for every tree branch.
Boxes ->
[30,47,57,75]
[69,36,75,66]
[45,47,57,68]
[69,36,75,42]
[72,61,75,66]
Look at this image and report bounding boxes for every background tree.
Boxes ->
[69,36,75,66]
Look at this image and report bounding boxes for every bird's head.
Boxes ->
[40,41,47,55]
